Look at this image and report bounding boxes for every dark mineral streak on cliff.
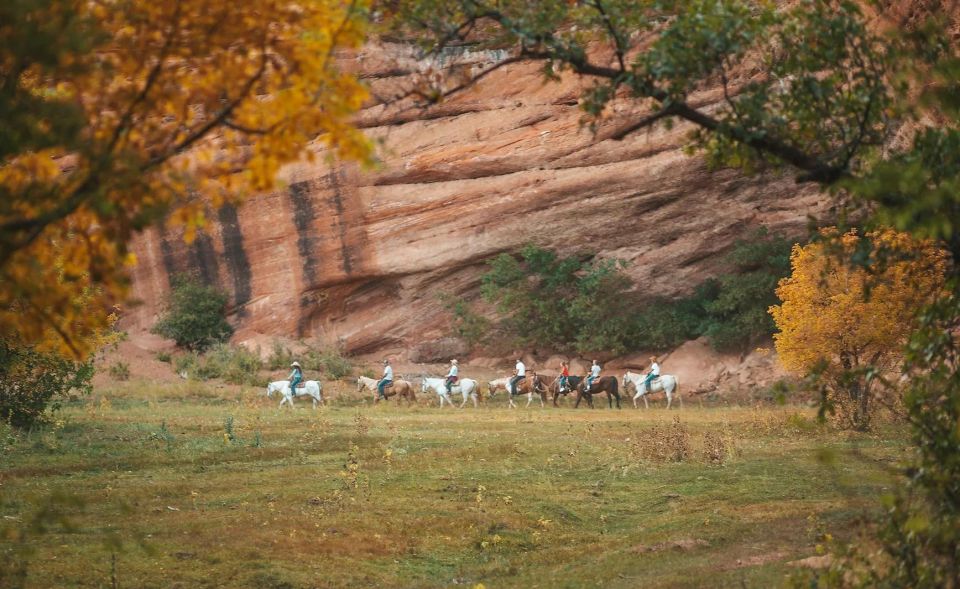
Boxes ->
[217,203,252,314]
[187,231,219,287]
[158,226,179,282]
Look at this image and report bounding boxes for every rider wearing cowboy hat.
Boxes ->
[288,361,303,396]
[445,359,459,393]
[377,359,393,400]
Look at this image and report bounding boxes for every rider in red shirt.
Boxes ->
[559,361,570,392]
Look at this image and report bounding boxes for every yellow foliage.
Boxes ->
[770,228,947,428]
[0,0,372,358]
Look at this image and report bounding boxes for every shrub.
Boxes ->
[151,274,233,352]
[108,360,130,381]
[303,346,353,379]
[266,341,294,371]
[480,245,636,354]
[0,341,94,429]
[155,351,172,364]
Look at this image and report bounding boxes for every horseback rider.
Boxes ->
[288,361,303,396]
[445,359,459,393]
[559,361,570,392]
[643,356,660,390]
[509,358,526,395]
[585,360,601,392]
[377,359,393,400]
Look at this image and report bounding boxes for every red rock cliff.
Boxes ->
[123,42,827,358]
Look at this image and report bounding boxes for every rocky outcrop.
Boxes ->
[123,42,827,359]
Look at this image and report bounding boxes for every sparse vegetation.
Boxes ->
[170,344,262,386]
[108,361,130,381]
[266,341,353,379]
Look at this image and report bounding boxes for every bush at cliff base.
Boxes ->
[0,340,94,429]
[152,274,234,352]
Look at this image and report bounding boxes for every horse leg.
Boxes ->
[525,392,533,408]
[643,395,649,410]
[472,394,478,408]
[632,390,640,409]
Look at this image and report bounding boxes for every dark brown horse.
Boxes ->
[574,376,621,409]
[550,375,583,407]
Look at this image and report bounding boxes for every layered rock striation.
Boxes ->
[123,42,827,358]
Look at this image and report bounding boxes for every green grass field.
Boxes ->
[1,382,906,588]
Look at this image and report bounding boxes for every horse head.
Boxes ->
[356,377,363,392]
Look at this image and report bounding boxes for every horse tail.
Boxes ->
[675,376,682,408]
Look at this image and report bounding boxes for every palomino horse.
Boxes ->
[357,375,416,404]
[574,376,621,409]
[549,375,583,407]
[266,380,323,409]
[421,377,480,408]
[622,371,681,409]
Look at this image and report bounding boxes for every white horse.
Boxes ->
[622,371,681,409]
[266,380,323,409]
[421,377,480,408]
[357,375,380,396]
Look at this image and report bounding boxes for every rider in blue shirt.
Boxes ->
[288,361,303,396]
[585,360,601,392]
[445,359,459,393]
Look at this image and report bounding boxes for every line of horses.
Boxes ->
[266,370,680,410]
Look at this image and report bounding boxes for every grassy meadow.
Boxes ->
[1,381,909,588]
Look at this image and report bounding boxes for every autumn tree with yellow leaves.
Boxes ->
[770,229,947,431]
[0,0,373,359]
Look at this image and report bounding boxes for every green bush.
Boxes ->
[151,274,233,352]
[480,245,637,354]
[0,341,94,429]
[155,351,172,364]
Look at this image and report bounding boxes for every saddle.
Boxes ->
[295,382,306,389]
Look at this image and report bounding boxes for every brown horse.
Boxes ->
[574,376,621,409]
[550,375,583,407]
[375,379,417,404]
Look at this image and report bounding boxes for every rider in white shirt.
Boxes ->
[445,359,459,393]
[585,360,601,392]
[509,359,526,395]
[643,356,660,389]
[377,359,393,400]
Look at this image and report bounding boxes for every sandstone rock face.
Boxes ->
[123,42,827,360]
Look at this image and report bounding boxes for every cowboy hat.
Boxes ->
[290,361,301,368]
[451,359,458,364]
